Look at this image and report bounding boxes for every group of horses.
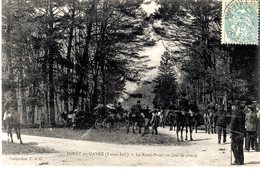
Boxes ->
[93,102,201,142]
[3,101,219,144]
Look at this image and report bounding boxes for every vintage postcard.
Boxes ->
[1,0,260,167]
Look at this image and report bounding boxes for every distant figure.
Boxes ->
[150,110,160,135]
[57,111,68,127]
[230,100,245,165]
[245,106,257,151]
[131,100,142,119]
[116,102,125,118]
[38,112,45,132]
[71,107,79,129]
[135,100,142,116]
[216,104,227,144]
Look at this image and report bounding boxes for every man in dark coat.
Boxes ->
[216,104,227,144]
[245,106,257,151]
[230,100,245,165]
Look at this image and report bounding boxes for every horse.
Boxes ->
[189,102,200,133]
[126,108,145,134]
[175,109,195,142]
[204,102,217,134]
[4,110,23,144]
[141,108,153,137]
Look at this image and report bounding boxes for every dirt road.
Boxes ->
[2,128,260,166]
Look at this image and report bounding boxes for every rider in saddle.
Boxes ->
[179,94,189,114]
[115,102,125,120]
[131,100,143,118]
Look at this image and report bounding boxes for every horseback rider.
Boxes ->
[131,100,143,118]
[141,106,153,136]
[115,102,125,120]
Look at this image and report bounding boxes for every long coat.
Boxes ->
[230,108,245,137]
[216,110,227,127]
[245,111,257,132]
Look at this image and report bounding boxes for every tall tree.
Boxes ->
[153,52,178,108]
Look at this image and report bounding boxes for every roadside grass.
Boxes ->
[3,127,191,146]
[80,128,190,146]
[2,141,56,155]
[20,128,87,140]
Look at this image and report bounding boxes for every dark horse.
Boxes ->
[4,110,23,144]
[175,97,195,142]
[175,110,195,142]
[126,107,145,134]
[189,102,200,133]
[168,110,177,131]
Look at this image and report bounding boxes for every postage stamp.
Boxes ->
[221,0,259,45]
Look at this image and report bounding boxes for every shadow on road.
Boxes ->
[193,138,210,141]
[2,141,57,155]
[245,161,260,165]
[24,142,38,146]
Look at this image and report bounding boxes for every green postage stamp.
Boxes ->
[221,0,259,45]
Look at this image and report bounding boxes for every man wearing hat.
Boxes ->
[230,100,245,165]
[245,105,257,151]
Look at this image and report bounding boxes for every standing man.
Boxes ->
[230,100,245,165]
[150,110,160,135]
[216,104,227,144]
[245,106,257,151]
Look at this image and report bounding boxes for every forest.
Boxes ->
[2,0,260,126]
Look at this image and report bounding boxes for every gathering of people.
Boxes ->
[214,100,260,165]
[55,98,260,165]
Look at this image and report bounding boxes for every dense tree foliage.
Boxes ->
[2,0,149,125]
[153,0,259,107]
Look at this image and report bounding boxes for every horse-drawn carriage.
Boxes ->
[57,110,96,129]
[94,104,128,131]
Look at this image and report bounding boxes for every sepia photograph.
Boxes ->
[1,0,260,166]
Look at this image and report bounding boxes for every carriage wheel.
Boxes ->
[103,119,113,131]
[94,118,103,129]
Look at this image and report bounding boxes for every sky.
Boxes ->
[124,0,165,93]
